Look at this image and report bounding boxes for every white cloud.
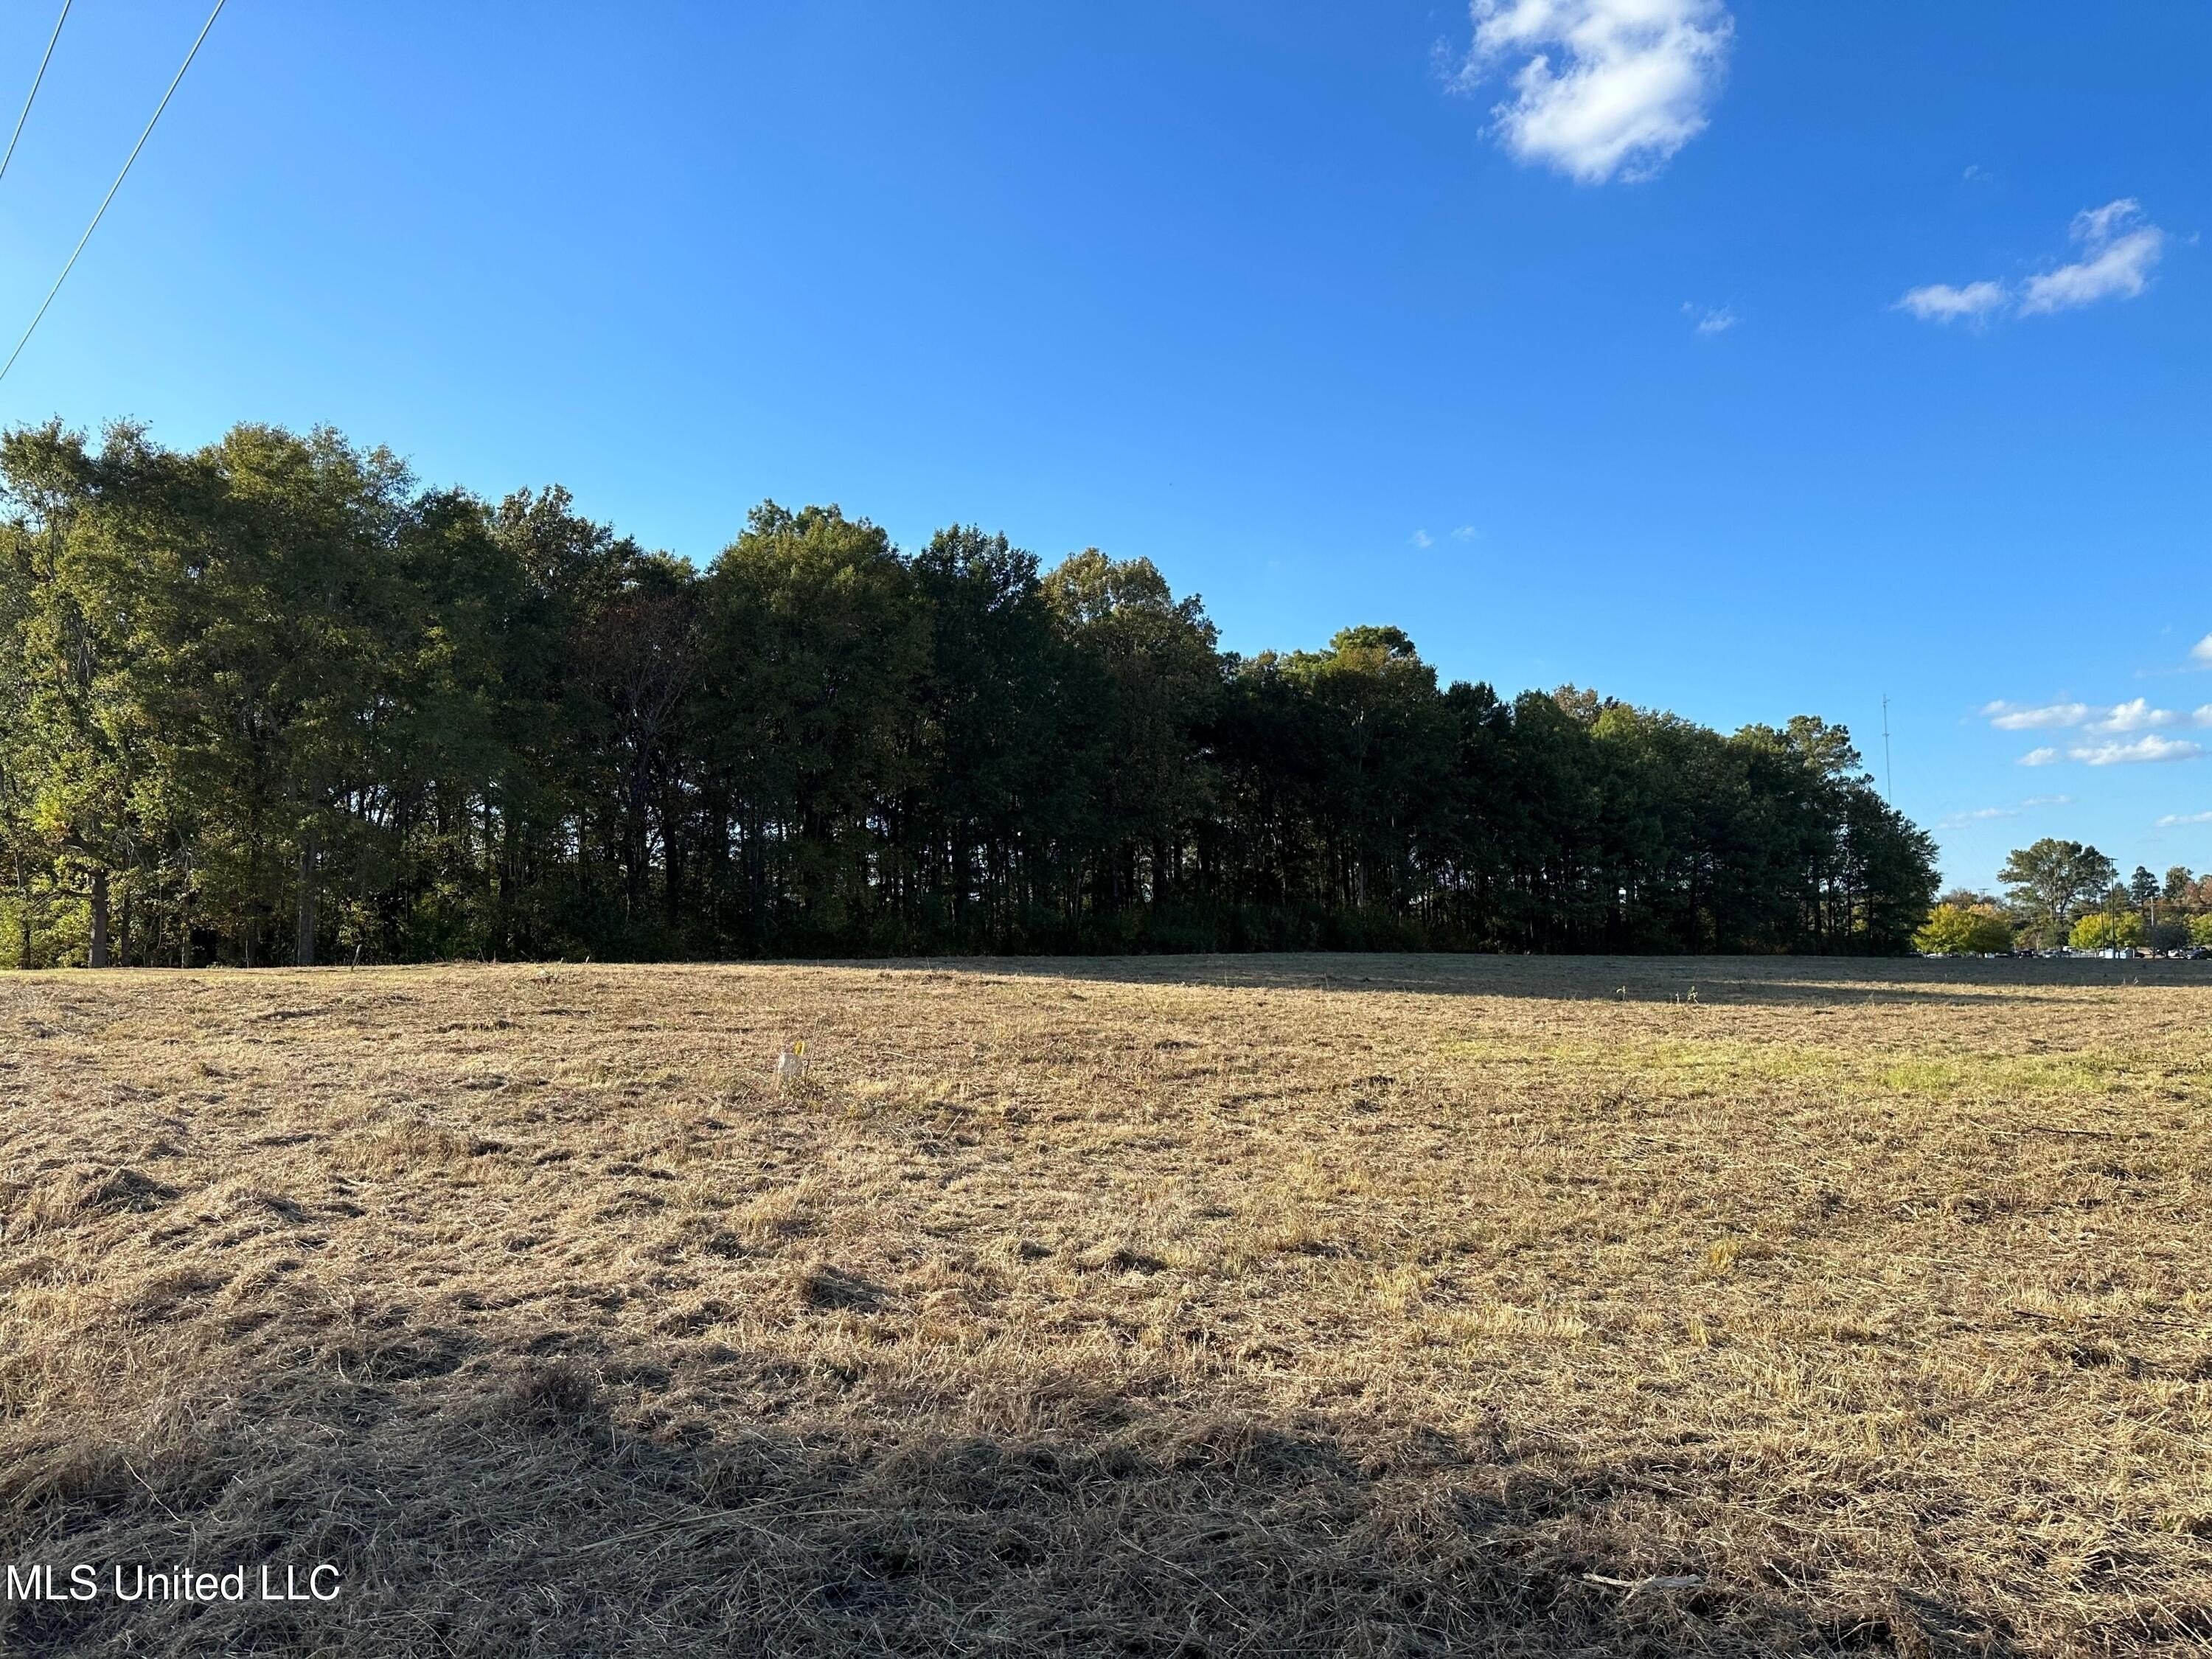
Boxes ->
[1983,699,2090,731]
[1451,526,1481,542]
[1898,281,2008,324]
[2073,199,2138,245]
[1691,303,1736,335]
[2087,697,2182,734]
[2019,199,2166,315]
[2157,810,2212,827]
[1456,0,1733,184]
[1981,698,2198,734]
[1409,529,1436,549]
[2192,633,2212,666]
[1899,198,2167,325]
[2072,734,2203,767]
[1993,698,2212,765]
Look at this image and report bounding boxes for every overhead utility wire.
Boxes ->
[0,0,73,184]
[0,0,226,387]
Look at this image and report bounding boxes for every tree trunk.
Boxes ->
[296,831,319,966]
[623,802,647,915]
[498,807,518,952]
[663,792,685,932]
[13,853,29,970]
[118,880,133,968]
[88,868,110,968]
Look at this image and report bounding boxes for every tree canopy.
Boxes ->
[1,420,1941,967]
[2070,911,2145,953]
[1998,838,2119,948]
[1913,902,2013,956]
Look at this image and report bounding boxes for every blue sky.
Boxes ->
[0,1,2205,888]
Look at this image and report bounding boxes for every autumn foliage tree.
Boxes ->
[1913,903,2014,956]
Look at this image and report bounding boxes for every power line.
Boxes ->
[0,0,226,388]
[0,0,73,185]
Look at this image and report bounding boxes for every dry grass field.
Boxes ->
[1,956,2208,1657]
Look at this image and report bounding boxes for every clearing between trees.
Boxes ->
[1,956,2207,1656]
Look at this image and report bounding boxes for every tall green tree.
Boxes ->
[0,422,178,966]
[1999,838,2118,947]
[695,504,930,948]
[911,528,1071,939]
[1044,551,1220,925]
[2129,865,2159,914]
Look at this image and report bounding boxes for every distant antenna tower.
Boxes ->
[1881,695,1893,804]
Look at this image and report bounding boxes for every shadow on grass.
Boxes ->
[854,950,2211,1008]
[0,1332,2027,1658]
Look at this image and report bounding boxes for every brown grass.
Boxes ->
[1,954,2208,1656]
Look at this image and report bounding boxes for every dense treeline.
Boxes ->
[0,421,1937,967]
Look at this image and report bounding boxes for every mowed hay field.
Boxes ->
[1,959,2209,1658]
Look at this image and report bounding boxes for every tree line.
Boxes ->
[0,420,1939,969]
[1920,841,2212,955]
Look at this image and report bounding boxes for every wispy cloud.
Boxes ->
[1415,526,1481,549]
[2020,200,2166,314]
[2020,748,2060,767]
[1983,699,2090,731]
[1899,198,2167,325]
[1682,301,1736,335]
[1939,793,2073,830]
[1899,281,2008,324]
[1983,698,2212,737]
[1452,0,1733,184]
[2157,810,2212,827]
[2072,734,2203,767]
